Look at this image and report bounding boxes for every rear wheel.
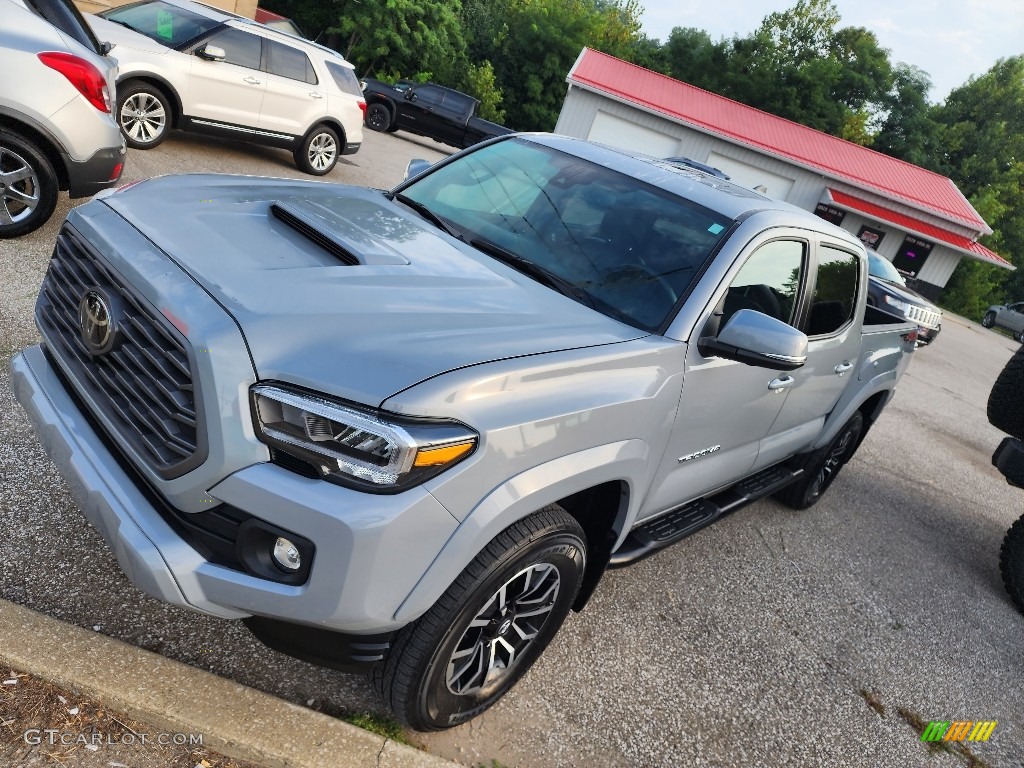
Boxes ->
[0,129,58,239]
[775,412,864,510]
[1000,515,1024,614]
[982,311,996,328]
[374,506,586,730]
[118,81,171,148]
[294,125,339,175]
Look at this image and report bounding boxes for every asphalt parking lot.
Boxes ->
[1,129,1022,768]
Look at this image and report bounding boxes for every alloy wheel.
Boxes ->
[307,132,337,172]
[445,562,561,696]
[120,92,166,144]
[0,146,40,225]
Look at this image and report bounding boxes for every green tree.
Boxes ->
[934,57,1024,303]
[464,61,506,123]
[872,64,942,166]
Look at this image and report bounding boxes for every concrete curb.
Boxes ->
[0,599,459,768]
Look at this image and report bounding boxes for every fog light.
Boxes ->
[272,537,301,572]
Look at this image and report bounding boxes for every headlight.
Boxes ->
[883,294,910,313]
[251,384,477,492]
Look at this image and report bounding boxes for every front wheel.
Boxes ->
[775,412,864,510]
[294,125,339,175]
[1000,515,1024,614]
[118,82,171,148]
[982,312,996,328]
[374,506,586,730]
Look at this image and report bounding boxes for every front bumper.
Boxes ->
[11,344,459,638]
[915,323,941,345]
[64,144,127,199]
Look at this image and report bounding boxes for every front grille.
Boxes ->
[37,225,205,478]
[907,304,940,329]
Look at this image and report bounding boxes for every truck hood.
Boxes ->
[100,175,645,404]
[868,275,941,313]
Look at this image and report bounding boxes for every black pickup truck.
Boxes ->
[360,78,512,149]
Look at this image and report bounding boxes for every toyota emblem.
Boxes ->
[78,289,115,355]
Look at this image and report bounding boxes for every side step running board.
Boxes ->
[609,464,803,568]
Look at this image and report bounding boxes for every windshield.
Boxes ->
[398,138,734,332]
[868,252,906,286]
[101,0,221,47]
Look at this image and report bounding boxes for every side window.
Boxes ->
[207,28,261,70]
[266,40,317,83]
[806,246,859,336]
[326,61,363,97]
[719,240,805,330]
[412,86,444,107]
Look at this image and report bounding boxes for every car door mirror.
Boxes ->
[403,159,433,181]
[699,309,808,370]
[405,90,416,102]
[99,41,113,56]
[197,44,226,62]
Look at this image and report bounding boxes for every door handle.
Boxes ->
[768,375,795,392]
[309,92,323,99]
[244,76,261,84]
[834,361,854,376]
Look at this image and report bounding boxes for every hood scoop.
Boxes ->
[270,199,410,266]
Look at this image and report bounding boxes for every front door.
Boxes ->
[640,237,809,521]
[187,27,266,128]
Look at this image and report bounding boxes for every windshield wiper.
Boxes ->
[392,193,460,239]
[469,237,595,308]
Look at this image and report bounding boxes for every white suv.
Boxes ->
[88,0,365,175]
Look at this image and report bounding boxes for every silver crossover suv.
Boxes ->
[0,0,126,237]
[87,0,365,175]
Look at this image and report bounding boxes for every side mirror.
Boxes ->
[405,90,416,102]
[99,41,113,56]
[197,44,226,62]
[403,158,433,181]
[699,309,808,370]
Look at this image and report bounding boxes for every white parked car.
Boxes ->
[87,0,365,175]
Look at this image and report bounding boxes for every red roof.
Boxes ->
[827,189,1011,269]
[254,8,287,23]
[567,49,989,233]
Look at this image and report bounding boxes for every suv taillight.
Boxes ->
[358,100,367,118]
[38,52,111,113]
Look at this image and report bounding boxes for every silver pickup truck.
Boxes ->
[11,134,916,729]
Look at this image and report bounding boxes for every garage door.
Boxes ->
[587,112,680,158]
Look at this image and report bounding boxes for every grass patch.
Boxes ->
[343,712,409,744]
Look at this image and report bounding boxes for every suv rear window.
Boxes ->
[101,1,221,48]
[325,61,362,97]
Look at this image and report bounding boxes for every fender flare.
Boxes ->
[115,71,184,124]
[392,439,651,624]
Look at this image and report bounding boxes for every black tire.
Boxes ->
[117,81,171,149]
[365,103,392,132]
[1016,330,1024,343]
[987,345,1024,438]
[775,412,864,510]
[982,311,996,328]
[0,128,58,239]
[294,125,339,175]
[374,505,586,730]
[1000,514,1024,615]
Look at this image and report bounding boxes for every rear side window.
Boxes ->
[326,61,363,98]
[266,40,316,83]
[24,0,103,53]
[207,28,261,69]
[807,246,859,336]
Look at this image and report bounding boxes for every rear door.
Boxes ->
[258,38,326,140]
[187,27,265,128]
[756,239,863,468]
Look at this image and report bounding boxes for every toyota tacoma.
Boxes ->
[12,134,916,729]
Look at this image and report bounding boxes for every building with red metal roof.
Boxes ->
[555,48,1012,299]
